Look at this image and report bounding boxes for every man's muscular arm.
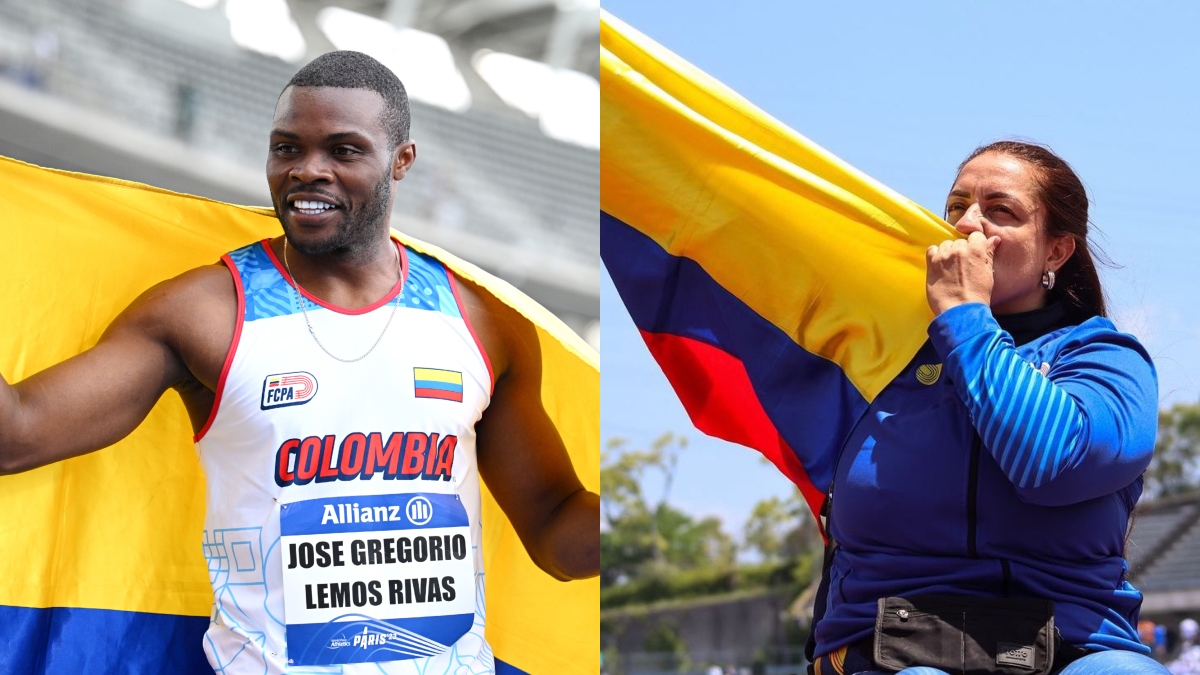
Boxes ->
[458,278,599,581]
[0,265,234,474]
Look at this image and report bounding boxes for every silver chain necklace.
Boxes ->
[282,237,401,363]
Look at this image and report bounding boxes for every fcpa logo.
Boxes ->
[261,371,318,410]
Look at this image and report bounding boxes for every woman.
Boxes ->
[810,141,1165,675]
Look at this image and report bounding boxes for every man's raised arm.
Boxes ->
[0,265,234,474]
[462,279,600,581]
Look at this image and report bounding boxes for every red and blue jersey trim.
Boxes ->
[226,240,463,322]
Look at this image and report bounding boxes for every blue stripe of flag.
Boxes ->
[0,605,210,674]
[414,380,463,393]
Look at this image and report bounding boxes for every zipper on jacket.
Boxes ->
[1001,559,1013,596]
[966,434,981,558]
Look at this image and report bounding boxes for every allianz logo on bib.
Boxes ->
[262,372,319,410]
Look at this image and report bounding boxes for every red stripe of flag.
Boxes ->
[640,330,826,526]
[415,388,463,402]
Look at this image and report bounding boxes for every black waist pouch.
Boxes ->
[874,594,1056,675]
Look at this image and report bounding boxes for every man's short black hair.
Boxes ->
[285,50,411,148]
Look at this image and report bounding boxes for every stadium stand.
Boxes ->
[1131,496,1200,600]
[0,0,599,340]
[1140,523,1200,592]
[1125,495,1200,635]
[1127,497,1200,579]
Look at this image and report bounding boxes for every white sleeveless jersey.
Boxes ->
[195,239,496,675]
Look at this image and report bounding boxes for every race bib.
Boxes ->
[279,492,475,666]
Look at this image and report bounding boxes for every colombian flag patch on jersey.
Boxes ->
[414,367,464,402]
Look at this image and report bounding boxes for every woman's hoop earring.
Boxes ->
[1042,270,1056,291]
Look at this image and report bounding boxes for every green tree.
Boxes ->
[600,434,683,521]
[600,434,679,585]
[1146,401,1200,500]
[642,622,690,672]
[743,490,820,562]
[743,495,798,562]
[600,501,656,587]
[601,434,736,586]
[657,505,736,569]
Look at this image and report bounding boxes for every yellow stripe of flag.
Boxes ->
[600,10,955,401]
[413,367,464,385]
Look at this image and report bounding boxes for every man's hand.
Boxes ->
[926,230,1000,316]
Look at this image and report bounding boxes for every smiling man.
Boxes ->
[0,51,598,674]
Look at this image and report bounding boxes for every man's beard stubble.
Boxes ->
[282,172,392,261]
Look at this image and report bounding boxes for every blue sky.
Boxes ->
[600,1,1200,545]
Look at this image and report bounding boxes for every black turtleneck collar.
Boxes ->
[995,302,1073,347]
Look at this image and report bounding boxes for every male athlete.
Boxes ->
[0,51,598,673]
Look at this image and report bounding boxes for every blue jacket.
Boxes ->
[814,302,1158,656]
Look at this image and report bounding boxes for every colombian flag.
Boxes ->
[600,11,957,520]
[414,367,466,402]
[0,155,598,674]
